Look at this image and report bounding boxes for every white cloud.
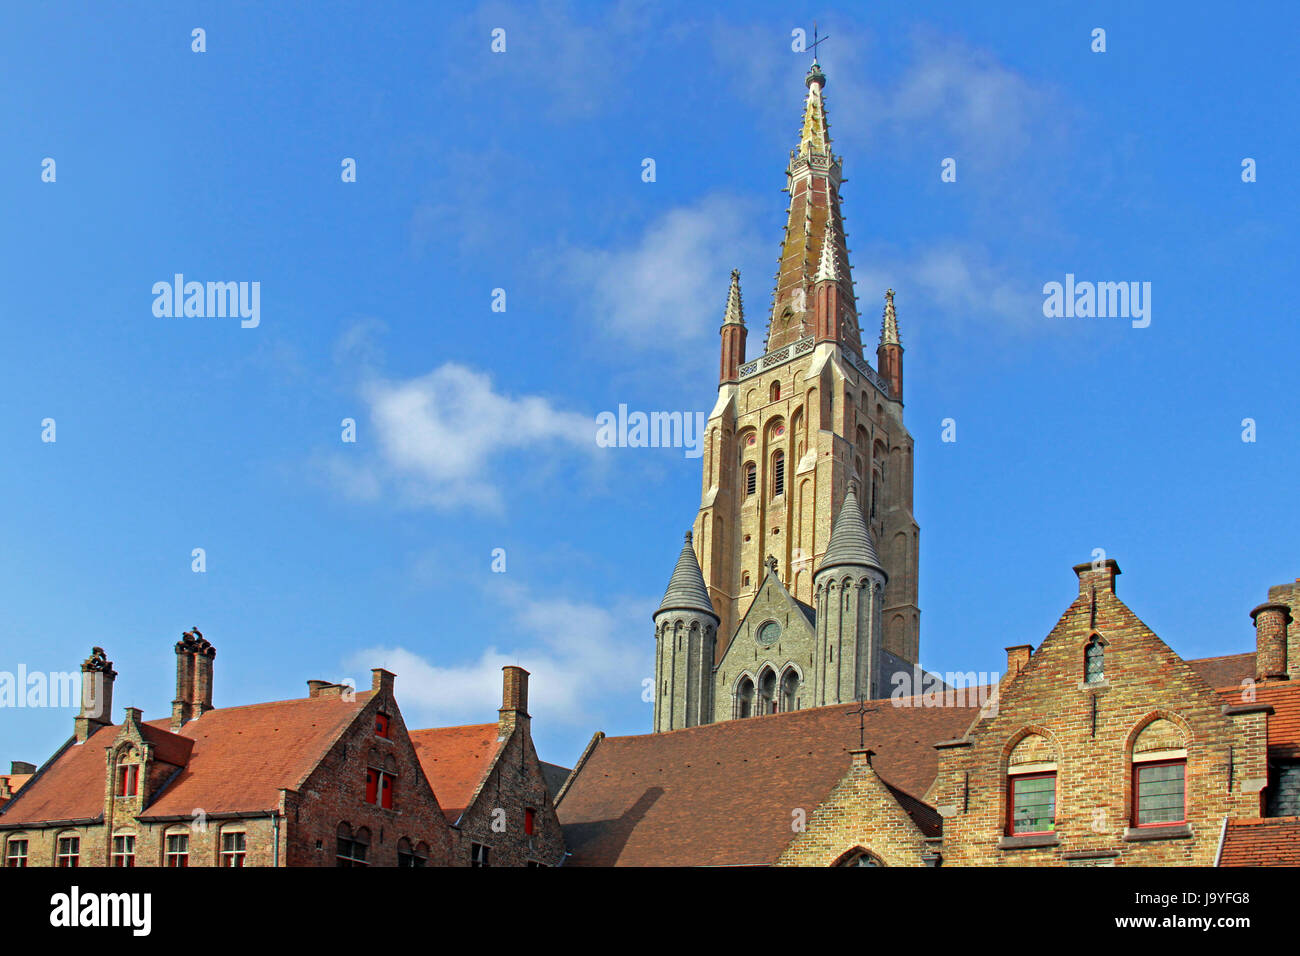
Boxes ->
[852,240,1047,343]
[561,194,768,347]
[325,356,597,512]
[345,586,651,731]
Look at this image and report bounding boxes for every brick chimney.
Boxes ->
[1005,645,1033,678]
[74,647,116,742]
[171,628,216,731]
[499,665,530,736]
[371,668,395,697]
[1251,603,1292,682]
[1074,559,1120,596]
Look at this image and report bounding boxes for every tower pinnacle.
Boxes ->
[880,288,900,346]
[722,269,745,326]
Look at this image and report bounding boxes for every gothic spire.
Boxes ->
[722,269,745,326]
[880,288,900,346]
[765,60,861,358]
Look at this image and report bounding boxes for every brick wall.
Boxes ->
[932,562,1264,866]
[777,749,934,866]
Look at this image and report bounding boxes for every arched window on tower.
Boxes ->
[772,451,785,497]
[737,677,755,718]
[871,471,879,520]
[770,381,781,402]
[744,461,757,497]
[780,670,799,712]
[758,669,777,714]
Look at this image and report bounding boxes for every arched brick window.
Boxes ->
[1006,733,1057,836]
[1130,718,1187,827]
[337,823,369,867]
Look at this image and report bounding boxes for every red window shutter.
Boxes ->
[365,768,378,804]
[381,773,394,809]
[375,714,390,738]
[524,808,536,835]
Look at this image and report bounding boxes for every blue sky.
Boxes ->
[2,1,1297,771]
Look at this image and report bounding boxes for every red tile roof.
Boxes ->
[556,698,978,866]
[1189,652,1256,690]
[144,694,373,817]
[1219,817,1300,866]
[0,693,373,826]
[1216,680,1300,758]
[408,724,505,823]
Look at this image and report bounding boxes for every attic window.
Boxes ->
[524,807,537,836]
[1084,635,1106,683]
[471,842,491,867]
[374,713,391,737]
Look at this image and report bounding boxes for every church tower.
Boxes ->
[654,57,921,731]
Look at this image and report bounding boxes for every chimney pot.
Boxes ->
[75,646,116,742]
[1251,602,1291,681]
[307,679,332,698]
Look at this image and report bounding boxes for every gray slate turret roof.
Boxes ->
[656,531,717,618]
[817,484,885,576]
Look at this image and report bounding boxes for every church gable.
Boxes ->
[715,562,816,719]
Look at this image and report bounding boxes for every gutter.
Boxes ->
[1214,815,1229,867]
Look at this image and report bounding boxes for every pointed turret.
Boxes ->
[813,483,889,703]
[766,59,861,358]
[719,269,747,385]
[876,288,904,400]
[653,531,719,732]
[817,483,885,577]
[656,531,717,617]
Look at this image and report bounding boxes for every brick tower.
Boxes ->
[653,57,920,731]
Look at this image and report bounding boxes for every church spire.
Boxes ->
[766,59,861,358]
